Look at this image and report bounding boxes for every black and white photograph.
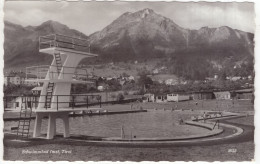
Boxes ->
[1,0,258,162]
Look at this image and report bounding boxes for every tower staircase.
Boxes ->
[54,52,62,75]
[16,97,33,139]
[44,82,55,108]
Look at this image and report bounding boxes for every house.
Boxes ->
[233,88,254,100]
[143,93,155,102]
[4,71,26,85]
[154,94,167,103]
[153,69,159,74]
[13,96,39,109]
[214,91,231,100]
[205,77,216,82]
[23,78,39,86]
[192,91,215,100]
[165,79,178,86]
[119,80,126,86]
[4,74,24,85]
[167,93,190,102]
[97,86,105,91]
[4,71,38,86]
[230,76,241,81]
[128,76,135,81]
[31,86,42,95]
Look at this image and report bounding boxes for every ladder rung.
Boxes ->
[20,124,30,127]
[20,114,29,116]
[19,118,31,120]
[21,110,31,112]
[20,123,30,125]
[19,124,30,127]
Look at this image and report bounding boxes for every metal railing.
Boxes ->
[39,34,90,52]
[212,120,220,129]
[25,65,96,82]
[3,95,102,111]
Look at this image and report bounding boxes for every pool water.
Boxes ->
[4,110,209,139]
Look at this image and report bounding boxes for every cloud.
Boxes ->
[4,1,255,35]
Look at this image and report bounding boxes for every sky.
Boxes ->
[4,1,255,35]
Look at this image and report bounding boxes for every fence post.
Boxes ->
[87,96,88,108]
[121,125,124,139]
[25,96,27,110]
[72,96,74,109]
[45,95,47,110]
[99,96,101,108]
[34,96,37,109]
[57,95,58,111]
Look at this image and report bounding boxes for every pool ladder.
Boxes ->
[44,82,55,108]
[16,97,33,139]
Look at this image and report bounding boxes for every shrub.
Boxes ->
[117,93,125,102]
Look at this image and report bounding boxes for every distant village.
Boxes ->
[4,64,254,110]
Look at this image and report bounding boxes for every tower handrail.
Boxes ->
[39,34,90,52]
[25,65,95,82]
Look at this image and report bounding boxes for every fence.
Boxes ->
[3,94,102,111]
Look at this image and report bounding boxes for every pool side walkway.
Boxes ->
[3,108,147,121]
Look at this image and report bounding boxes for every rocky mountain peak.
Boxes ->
[35,20,69,32]
[137,8,155,18]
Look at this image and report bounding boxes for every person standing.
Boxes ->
[203,112,206,123]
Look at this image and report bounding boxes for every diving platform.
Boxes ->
[39,47,98,57]
[27,34,101,139]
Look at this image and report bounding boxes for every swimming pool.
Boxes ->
[4,110,209,139]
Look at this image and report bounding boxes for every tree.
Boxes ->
[137,74,153,92]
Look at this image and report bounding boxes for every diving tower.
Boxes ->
[26,34,100,139]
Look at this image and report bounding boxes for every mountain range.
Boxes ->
[4,8,254,78]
